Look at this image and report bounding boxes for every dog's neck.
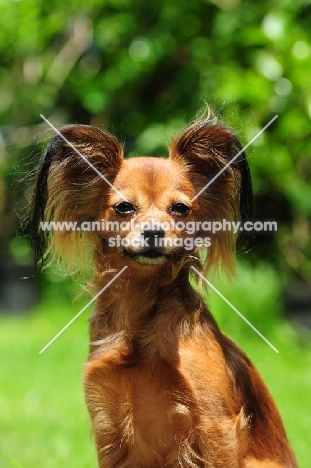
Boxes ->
[89,264,204,344]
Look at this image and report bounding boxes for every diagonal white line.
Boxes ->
[191,115,278,202]
[39,266,128,354]
[191,266,279,353]
[40,114,127,201]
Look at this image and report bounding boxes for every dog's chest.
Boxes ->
[85,351,196,462]
[128,364,192,450]
[84,327,241,466]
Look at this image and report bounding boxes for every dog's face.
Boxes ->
[100,157,202,267]
[30,119,252,277]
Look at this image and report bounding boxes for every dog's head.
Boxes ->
[30,118,252,279]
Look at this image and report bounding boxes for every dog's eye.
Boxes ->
[113,202,136,215]
[170,202,190,217]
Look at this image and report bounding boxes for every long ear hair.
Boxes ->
[170,117,252,277]
[29,125,123,274]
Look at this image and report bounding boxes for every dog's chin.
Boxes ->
[122,248,171,266]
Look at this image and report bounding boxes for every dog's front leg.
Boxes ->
[84,366,131,468]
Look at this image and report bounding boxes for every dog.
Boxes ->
[30,116,297,467]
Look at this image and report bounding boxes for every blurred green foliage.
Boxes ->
[0,0,310,282]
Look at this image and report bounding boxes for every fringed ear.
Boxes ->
[29,125,123,274]
[170,119,252,277]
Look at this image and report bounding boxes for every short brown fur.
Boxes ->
[30,118,297,467]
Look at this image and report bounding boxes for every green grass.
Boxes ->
[0,302,97,468]
[1,262,311,467]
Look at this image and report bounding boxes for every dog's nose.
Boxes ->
[142,228,165,249]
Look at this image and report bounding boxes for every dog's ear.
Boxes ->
[170,119,252,276]
[29,125,123,273]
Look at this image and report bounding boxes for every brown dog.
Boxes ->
[31,117,297,467]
